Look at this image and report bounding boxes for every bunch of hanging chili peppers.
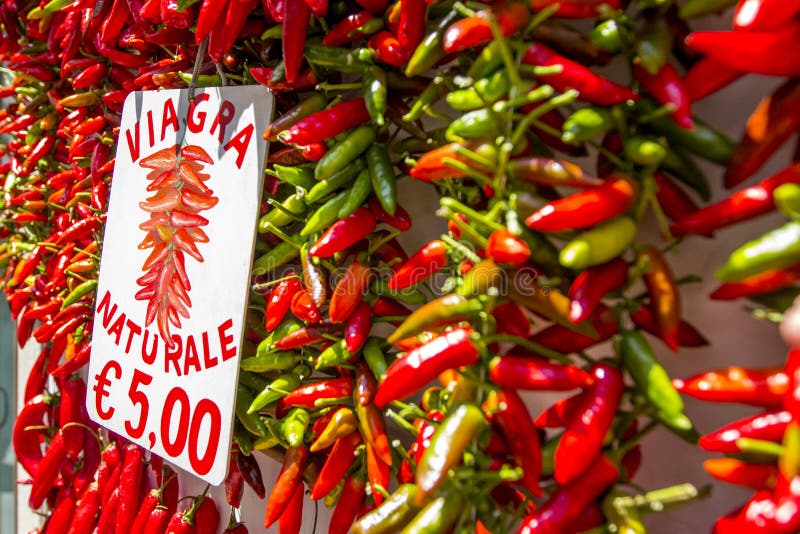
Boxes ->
[2,0,800,531]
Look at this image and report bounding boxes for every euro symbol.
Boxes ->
[93,360,121,420]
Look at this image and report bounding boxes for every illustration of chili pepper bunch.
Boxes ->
[136,144,218,347]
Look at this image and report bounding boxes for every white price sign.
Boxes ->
[86,86,273,484]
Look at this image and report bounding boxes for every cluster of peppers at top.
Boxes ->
[1,0,800,532]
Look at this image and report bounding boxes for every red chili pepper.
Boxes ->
[309,208,377,258]
[530,0,621,18]
[51,343,91,377]
[519,455,619,533]
[280,99,371,146]
[683,57,743,103]
[224,454,244,509]
[567,258,627,323]
[330,261,372,323]
[282,0,310,84]
[345,301,372,353]
[443,2,529,53]
[309,431,363,499]
[633,62,693,130]
[329,475,366,534]
[164,507,197,534]
[535,391,587,428]
[639,246,681,352]
[60,375,86,461]
[686,27,800,77]
[522,44,638,106]
[68,482,101,534]
[653,173,705,227]
[366,442,391,505]
[486,228,531,268]
[525,177,635,232]
[725,79,800,188]
[234,452,265,499]
[704,458,777,491]
[784,349,800,421]
[368,31,407,67]
[354,367,393,466]
[72,63,108,90]
[266,274,303,331]
[264,446,308,528]
[194,496,220,534]
[711,269,799,300]
[144,506,172,533]
[195,0,229,42]
[630,304,708,348]
[368,197,412,231]
[283,377,354,409]
[30,429,67,509]
[410,141,494,182]
[554,363,623,485]
[13,394,50,477]
[323,11,373,46]
[44,487,76,534]
[290,289,322,323]
[699,410,791,453]
[489,355,593,391]
[674,366,788,408]
[529,305,619,355]
[491,389,543,497]
[733,0,800,31]
[278,482,304,534]
[491,300,531,338]
[375,327,479,407]
[397,0,426,53]
[116,444,145,532]
[387,239,448,290]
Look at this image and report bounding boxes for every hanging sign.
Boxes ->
[86,86,273,485]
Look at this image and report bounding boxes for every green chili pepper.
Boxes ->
[458,259,503,296]
[416,404,487,498]
[401,490,464,534]
[635,17,671,75]
[404,77,447,122]
[305,43,375,72]
[301,191,350,236]
[258,192,306,231]
[281,408,310,447]
[774,184,800,219]
[247,364,309,413]
[339,168,373,219]
[540,433,561,476]
[750,287,800,313]
[61,279,97,309]
[273,164,316,190]
[316,339,352,369]
[236,385,269,437]
[619,330,692,431]
[405,11,459,77]
[234,424,254,455]
[446,70,510,111]
[238,370,271,392]
[589,19,627,53]
[679,0,738,18]
[306,159,366,203]
[352,484,422,534]
[624,136,667,166]
[559,216,637,270]
[363,67,387,126]
[253,433,282,451]
[716,221,800,282]
[241,351,304,373]
[562,107,614,144]
[603,490,647,534]
[253,241,301,275]
[467,41,503,80]
[364,337,389,381]
[643,101,735,165]
[178,71,221,86]
[387,294,484,344]
[315,126,375,181]
[370,279,429,304]
[366,144,397,215]
[446,109,502,142]
[661,147,710,201]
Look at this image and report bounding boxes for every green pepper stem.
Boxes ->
[441,234,482,263]
[481,333,572,364]
[440,197,504,231]
[510,90,578,148]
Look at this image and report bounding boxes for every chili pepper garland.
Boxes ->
[2,0,799,532]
